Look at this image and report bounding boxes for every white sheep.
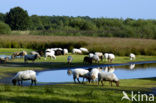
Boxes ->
[63,49,68,55]
[89,53,94,58]
[104,53,109,61]
[24,54,38,63]
[92,54,100,63]
[45,50,56,60]
[72,48,82,54]
[67,68,89,83]
[67,56,72,65]
[80,48,89,53]
[108,53,115,62]
[90,68,102,81]
[98,72,119,87]
[12,70,37,86]
[130,53,135,60]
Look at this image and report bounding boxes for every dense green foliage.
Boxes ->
[5,7,30,30]
[1,6,156,38]
[0,22,11,34]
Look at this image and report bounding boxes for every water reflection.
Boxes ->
[37,63,156,83]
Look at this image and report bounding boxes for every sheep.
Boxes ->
[12,70,37,86]
[104,53,109,61]
[0,57,8,63]
[24,54,38,63]
[55,50,63,56]
[83,56,92,64]
[45,50,56,60]
[80,48,89,53]
[67,56,72,65]
[92,55,100,63]
[67,68,89,83]
[11,51,27,59]
[108,53,115,62]
[89,53,94,58]
[130,53,135,60]
[95,52,104,61]
[63,49,68,55]
[30,51,41,59]
[90,68,102,81]
[98,72,119,87]
[72,48,82,54]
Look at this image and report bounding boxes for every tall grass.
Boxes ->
[0,35,156,56]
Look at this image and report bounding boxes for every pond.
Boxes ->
[37,63,156,83]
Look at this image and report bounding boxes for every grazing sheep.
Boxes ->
[30,51,41,59]
[24,54,38,63]
[63,49,68,55]
[130,53,135,60]
[108,54,115,62]
[67,56,72,65]
[80,48,89,53]
[83,56,92,64]
[11,51,27,59]
[104,53,109,61]
[89,53,94,58]
[67,68,89,83]
[55,50,63,56]
[45,50,56,60]
[98,72,119,87]
[92,55,100,63]
[72,48,82,54]
[95,52,103,57]
[12,70,37,86]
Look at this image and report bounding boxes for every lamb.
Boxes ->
[30,51,41,59]
[83,56,92,64]
[67,56,72,65]
[130,53,136,60]
[108,53,115,62]
[12,70,37,86]
[80,48,89,53]
[45,50,56,60]
[67,68,89,83]
[24,54,38,63]
[72,48,82,54]
[92,55,100,63]
[98,72,119,87]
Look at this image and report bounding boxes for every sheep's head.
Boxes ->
[115,81,119,87]
[67,70,72,75]
[12,79,16,86]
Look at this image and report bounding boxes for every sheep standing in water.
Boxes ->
[24,54,38,63]
[98,72,119,87]
[67,56,72,65]
[12,70,37,86]
[130,53,136,60]
[67,68,89,83]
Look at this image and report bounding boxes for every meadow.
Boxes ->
[0,78,156,103]
[0,35,156,56]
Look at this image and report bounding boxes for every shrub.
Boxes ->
[0,22,11,34]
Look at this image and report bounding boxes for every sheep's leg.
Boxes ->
[21,81,23,86]
[18,80,20,86]
[73,76,76,83]
[101,81,104,86]
[77,78,80,83]
[31,80,33,86]
[34,80,37,86]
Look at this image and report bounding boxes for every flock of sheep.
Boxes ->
[10,47,136,86]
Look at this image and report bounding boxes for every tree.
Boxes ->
[0,22,11,34]
[5,7,30,30]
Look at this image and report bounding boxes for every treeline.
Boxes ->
[1,7,156,39]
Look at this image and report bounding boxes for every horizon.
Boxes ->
[0,0,156,20]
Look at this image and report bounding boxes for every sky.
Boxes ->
[0,0,156,19]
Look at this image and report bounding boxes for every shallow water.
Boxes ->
[37,63,156,83]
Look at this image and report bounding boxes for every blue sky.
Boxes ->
[0,0,156,19]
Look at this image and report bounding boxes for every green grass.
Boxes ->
[0,78,155,103]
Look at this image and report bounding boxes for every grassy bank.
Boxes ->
[0,78,156,103]
[0,35,156,55]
